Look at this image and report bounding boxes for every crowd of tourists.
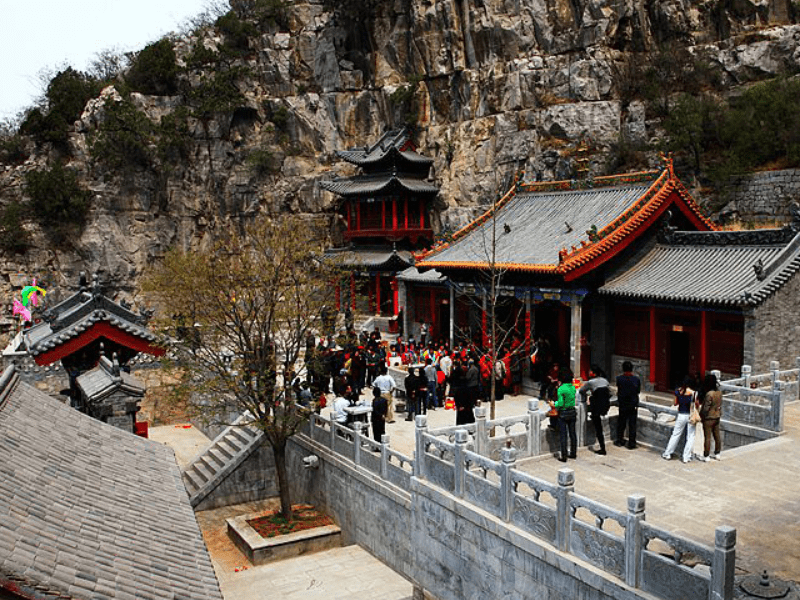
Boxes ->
[301,326,724,463]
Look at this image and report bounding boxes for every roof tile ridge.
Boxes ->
[556,170,671,271]
[518,169,660,194]
[671,177,716,230]
[757,229,800,286]
[0,365,19,412]
[417,174,522,263]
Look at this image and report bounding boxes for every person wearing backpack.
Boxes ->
[579,365,611,455]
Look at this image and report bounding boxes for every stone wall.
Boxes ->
[721,169,800,223]
[753,270,800,373]
[194,442,279,512]
[287,422,735,600]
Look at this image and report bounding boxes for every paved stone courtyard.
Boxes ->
[151,395,800,597]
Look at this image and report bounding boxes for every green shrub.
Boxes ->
[0,133,28,165]
[25,162,92,244]
[187,42,219,69]
[216,11,256,56]
[157,106,191,164]
[89,96,155,170]
[389,77,421,128]
[186,67,248,121]
[19,67,101,150]
[246,148,277,177]
[0,202,30,253]
[126,39,179,96]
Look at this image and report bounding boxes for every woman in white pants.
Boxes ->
[662,376,699,463]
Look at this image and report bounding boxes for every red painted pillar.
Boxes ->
[649,305,657,384]
[525,302,532,355]
[381,200,386,230]
[392,197,398,230]
[335,283,341,311]
[419,201,425,229]
[391,279,398,315]
[375,274,382,316]
[700,310,708,376]
[404,197,409,229]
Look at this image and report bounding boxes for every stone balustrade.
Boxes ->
[301,412,736,600]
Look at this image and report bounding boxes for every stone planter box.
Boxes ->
[227,511,342,565]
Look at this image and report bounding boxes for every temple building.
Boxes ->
[416,162,800,390]
[322,128,440,321]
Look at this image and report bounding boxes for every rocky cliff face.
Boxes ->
[0,0,798,303]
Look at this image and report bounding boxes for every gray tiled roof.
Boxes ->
[320,173,439,196]
[423,185,651,267]
[77,356,144,401]
[0,365,223,600]
[325,247,413,269]
[396,266,446,284]
[24,293,158,357]
[336,129,433,166]
[600,229,800,306]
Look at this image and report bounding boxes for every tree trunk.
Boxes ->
[271,442,293,521]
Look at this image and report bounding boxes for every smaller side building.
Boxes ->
[76,353,145,434]
[0,364,222,600]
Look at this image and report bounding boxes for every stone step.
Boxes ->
[182,468,204,494]
[206,446,229,468]
[191,458,216,483]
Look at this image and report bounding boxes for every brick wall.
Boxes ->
[753,269,800,373]
[721,169,800,223]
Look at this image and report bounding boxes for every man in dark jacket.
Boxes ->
[371,387,388,442]
[615,361,641,449]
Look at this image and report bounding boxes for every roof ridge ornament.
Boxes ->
[660,151,675,179]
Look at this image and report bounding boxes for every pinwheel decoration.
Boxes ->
[12,279,46,323]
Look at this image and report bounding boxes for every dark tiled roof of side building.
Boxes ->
[0,365,223,600]
[336,129,433,166]
[600,228,800,306]
[319,173,439,196]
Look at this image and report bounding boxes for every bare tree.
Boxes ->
[144,214,339,520]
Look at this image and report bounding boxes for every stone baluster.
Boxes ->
[353,421,365,466]
[500,445,517,522]
[740,365,751,402]
[772,379,785,432]
[576,400,586,448]
[453,429,468,498]
[527,399,540,457]
[555,468,574,553]
[380,434,390,480]
[711,526,736,600]
[329,418,337,450]
[624,494,646,588]
[475,406,487,456]
[770,360,780,390]
[414,414,428,479]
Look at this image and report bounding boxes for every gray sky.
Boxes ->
[1,0,214,121]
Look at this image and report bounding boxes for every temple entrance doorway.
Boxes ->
[667,330,690,389]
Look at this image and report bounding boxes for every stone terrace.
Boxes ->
[321,395,800,583]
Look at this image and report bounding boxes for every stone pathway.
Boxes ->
[194,500,413,600]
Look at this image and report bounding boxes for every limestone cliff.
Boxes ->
[0,0,798,303]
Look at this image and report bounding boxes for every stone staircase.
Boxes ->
[181,412,264,508]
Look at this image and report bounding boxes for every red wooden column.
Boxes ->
[381,200,387,230]
[404,197,409,229]
[335,282,341,311]
[350,273,356,313]
[649,306,657,384]
[392,197,398,230]
[391,279,398,315]
[700,310,708,375]
[419,200,425,229]
[375,274,382,316]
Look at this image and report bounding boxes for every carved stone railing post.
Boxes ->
[772,379,785,432]
[770,360,780,391]
[711,526,736,600]
[624,494,646,588]
[740,365,751,402]
[475,406,487,456]
[500,445,517,522]
[527,399,540,457]
[556,468,575,553]
[453,429,468,498]
[414,414,428,479]
[329,420,336,450]
[380,434,390,480]
[352,422,364,466]
[576,400,586,447]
